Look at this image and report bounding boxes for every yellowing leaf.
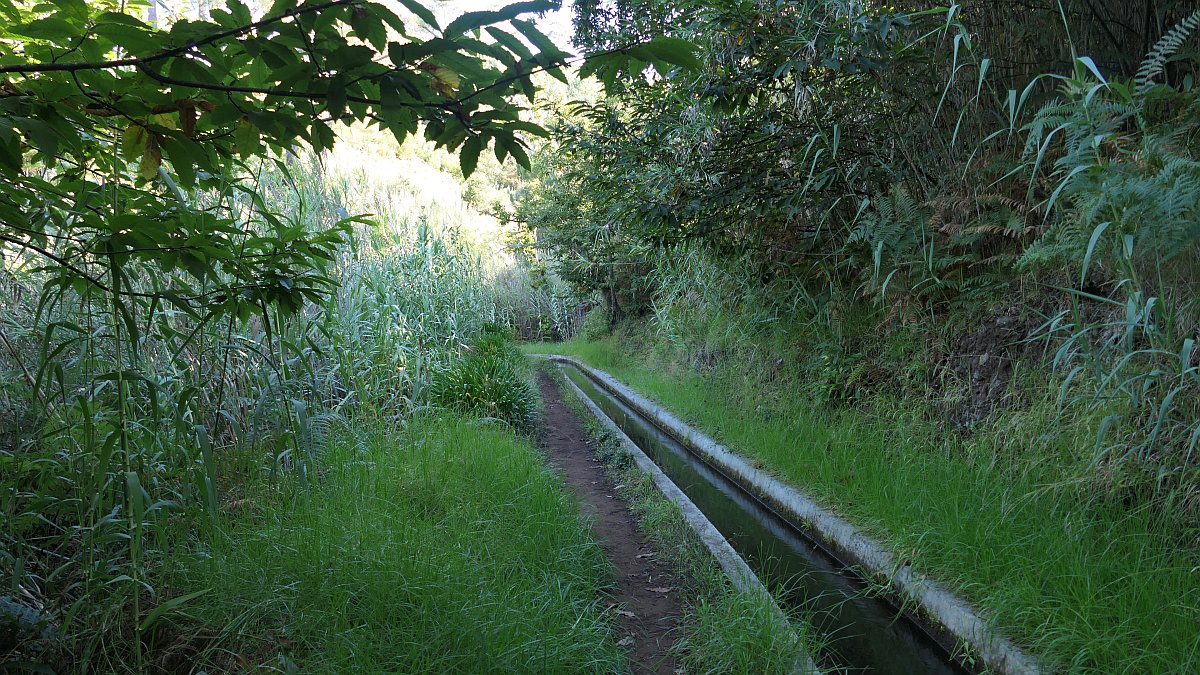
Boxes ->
[420,62,460,97]
[121,124,148,161]
[150,113,177,130]
[140,135,162,180]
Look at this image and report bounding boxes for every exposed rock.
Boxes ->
[1,595,61,665]
[931,305,1046,431]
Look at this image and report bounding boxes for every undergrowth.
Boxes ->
[0,124,552,670]
[161,414,623,673]
[429,324,540,432]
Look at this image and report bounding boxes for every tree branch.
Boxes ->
[0,0,362,75]
[135,62,433,110]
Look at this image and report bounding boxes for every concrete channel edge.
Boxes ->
[555,365,821,675]
[545,354,1043,675]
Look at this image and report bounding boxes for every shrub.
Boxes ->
[430,334,538,432]
[578,305,611,342]
[472,325,525,364]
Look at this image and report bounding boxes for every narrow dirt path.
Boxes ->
[536,373,684,675]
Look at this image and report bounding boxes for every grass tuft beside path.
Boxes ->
[167,415,623,674]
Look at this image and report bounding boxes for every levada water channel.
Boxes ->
[559,362,972,675]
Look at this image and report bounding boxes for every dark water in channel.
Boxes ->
[561,364,968,675]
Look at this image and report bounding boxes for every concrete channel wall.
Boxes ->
[556,366,821,675]
[546,355,1043,675]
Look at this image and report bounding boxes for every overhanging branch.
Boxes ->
[0,0,362,75]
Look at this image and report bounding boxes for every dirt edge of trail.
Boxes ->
[536,373,685,675]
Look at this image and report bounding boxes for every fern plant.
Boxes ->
[1015,15,1200,509]
[1018,41,1200,273]
[1136,9,1200,93]
[845,184,930,299]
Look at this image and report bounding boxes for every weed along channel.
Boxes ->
[549,355,1038,675]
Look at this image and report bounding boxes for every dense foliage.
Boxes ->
[0,0,575,316]
[0,0,680,669]
[3,0,1199,671]
[429,324,540,432]
[519,0,1200,516]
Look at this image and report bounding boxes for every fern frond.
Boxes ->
[965,223,1035,239]
[1136,9,1200,93]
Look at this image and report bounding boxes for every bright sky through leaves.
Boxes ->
[443,0,576,54]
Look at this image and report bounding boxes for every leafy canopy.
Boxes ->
[0,0,671,321]
[0,0,698,320]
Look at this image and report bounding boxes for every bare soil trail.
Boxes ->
[535,373,684,675]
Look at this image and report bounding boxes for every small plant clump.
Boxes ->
[430,330,539,433]
[578,305,612,342]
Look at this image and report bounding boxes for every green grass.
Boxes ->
[633,483,810,675]
[529,339,1200,674]
[161,415,623,674]
[543,362,811,674]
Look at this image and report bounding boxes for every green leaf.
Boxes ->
[329,44,376,70]
[445,1,556,38]
[460,135,483,177]
[507,138,530,169]
[578,52,617,80]
[234,118,261,157]
[389,38,456,66]
[161,136,198,188]
[1080,221,1111,286]
[396,0,439,31]
[16,117,61,158]
[139,588,213,632]
[55,0,89,20]
[372,5,408,37]
[268,0,300,15]
[502,120,549,138]
[93,21,160,55]
[1076,56,1107,84]
[9,17,78,41]
[168,58,220,86]
[0,119,20,172]
[228,0,253,25]
[95,11,148,26]
[643,36,702,70]
[530,52,569,83]
[485,27,533,61]
[310,122,335,152]
[326,76,348,118]
[511,19,569,59]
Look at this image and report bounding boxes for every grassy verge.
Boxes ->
[159,414,623,674]
[542,363,811,674]
[529,339,1200,674]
